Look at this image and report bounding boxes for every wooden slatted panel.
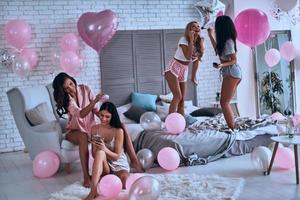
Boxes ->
[100,31,135,106]
[135,30,164,95]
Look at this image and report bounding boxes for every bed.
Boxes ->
[100,29,276,166]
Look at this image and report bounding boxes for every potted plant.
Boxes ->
[260,71,284,113]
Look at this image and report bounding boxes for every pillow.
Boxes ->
[123,106,147,123]
[190,107,222,117]
[159,92,173,103]
[25,102,56,126]
[131,92,157,111]
[156,103,170,121]
[117,103,136,124]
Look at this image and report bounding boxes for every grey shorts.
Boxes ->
[221,64,242,79]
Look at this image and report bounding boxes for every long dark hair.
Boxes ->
[52,72,77,118]
[184,21,204,59]
[100,102,129,152]
[215,16,237,56]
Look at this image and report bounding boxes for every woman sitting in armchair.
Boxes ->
[52,72,143,187]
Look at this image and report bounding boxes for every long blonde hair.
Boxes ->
[184,21,204,60]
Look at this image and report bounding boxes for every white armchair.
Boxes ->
[7,84,79,173]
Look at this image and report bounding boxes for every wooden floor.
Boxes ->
[0,151,300,200]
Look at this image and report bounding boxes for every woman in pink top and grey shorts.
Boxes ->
[52,73,143,188]
[164,21,204,115]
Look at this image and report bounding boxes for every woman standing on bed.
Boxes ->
[164,21,204,115]
[52,72,142,188]
[207,16,242,130]
[85,102,130,200]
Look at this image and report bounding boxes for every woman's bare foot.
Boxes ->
[84,190,98,200]
[83,177,91,188]
[131,162,145,173]
[191,77,198,85]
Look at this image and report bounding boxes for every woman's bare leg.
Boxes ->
[178,82,187,115]
[84,150,110,200]
[122,126,144,172]
[66,131,90,187]
[165,71,182,114]
[220,77,240,129]
[191,60,199,85]
[114,170,130,189]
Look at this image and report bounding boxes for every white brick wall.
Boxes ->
[0,0,220,153]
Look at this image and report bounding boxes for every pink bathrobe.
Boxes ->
[66,84,98,136]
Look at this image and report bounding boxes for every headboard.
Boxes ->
[100,29,197,106]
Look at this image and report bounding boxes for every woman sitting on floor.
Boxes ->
[85,102,131,200]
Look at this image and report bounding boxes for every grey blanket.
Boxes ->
[188,114,273,133]
[133,129,236,166]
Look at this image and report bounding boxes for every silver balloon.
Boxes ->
[0,48,16,68]
[128,176,160,200]
[137,148,154,170]
[140,112,162,131]
[12,55,31,78]
[194,0,217,28]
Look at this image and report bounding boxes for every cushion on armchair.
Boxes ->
[25,102,56,126]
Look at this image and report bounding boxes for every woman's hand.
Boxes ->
[207,27,214,36]
[188,30,195,41]
[91,139,107,151]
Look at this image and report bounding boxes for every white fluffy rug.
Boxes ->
[49,174,244,200]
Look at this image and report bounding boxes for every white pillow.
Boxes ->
[117,103,136,124]
[25,102,56,126]
[156,103,170,121]
[159,93,173,103]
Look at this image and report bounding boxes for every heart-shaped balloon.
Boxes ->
[77,9,118,53]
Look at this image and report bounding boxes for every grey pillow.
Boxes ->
[25,102,56,126]
[123,106,147,123]
[190,107,222,117]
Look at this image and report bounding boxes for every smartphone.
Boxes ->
[213,62,220,69]
[92,134,103,142]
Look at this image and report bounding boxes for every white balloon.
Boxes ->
[137,148,154,170]
[251,146,272,172]
[140,112,162,131]
[128,176,160,200]
[12,55,31,78]
[275,0,298,12]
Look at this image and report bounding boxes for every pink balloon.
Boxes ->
[264,48,281,68]
[234,9,270,48]
[216,10,224,17]
[271,112,285,121]
[274,147,294,170]
[77,9,118,53]
[98,174,122,198]
[12,55,31,78]
[280,41,297,62]
[4,19,32,50]
[157,147,180,171]
[60,51,81,76]
[32,151,60,178]
[60,33,80,52]
[20,48,38,69]
[292,114,300,126]
[165,113,186,134]
[126,173,145,191]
